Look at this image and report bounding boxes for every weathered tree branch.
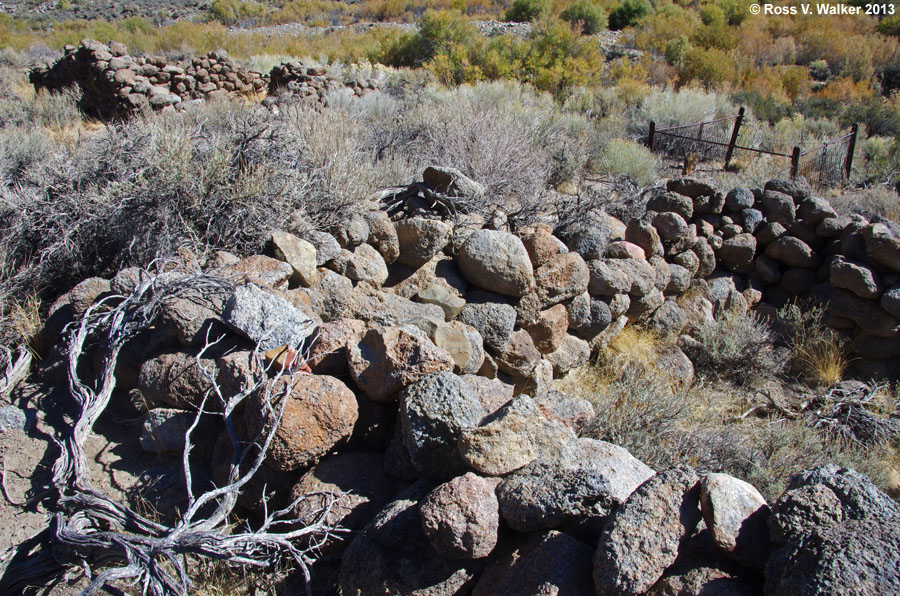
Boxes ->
[0,346,32,398]
[0,265,345,596]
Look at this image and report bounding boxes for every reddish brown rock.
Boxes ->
[524,304,569,354]
[244,374,358,472]
[420,473,501,559]
[306,318,367,376]
[347,326,455,402]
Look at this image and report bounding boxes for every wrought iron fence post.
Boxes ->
[790,146,800,178]
[724,107,744,170]
[648,121,655,151]
[845,123,859,182]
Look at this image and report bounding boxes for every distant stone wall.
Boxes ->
[29,40,266,119]
[29,39,383,119]
[267,60,381,103]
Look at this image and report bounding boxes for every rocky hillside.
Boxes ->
[2,165,899,595]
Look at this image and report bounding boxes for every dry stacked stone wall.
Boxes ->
[267,60,381,104]
[29,39,382,119]
[34,166,900,595]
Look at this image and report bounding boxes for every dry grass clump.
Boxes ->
[560,350,900,500]
[776,299,851,387]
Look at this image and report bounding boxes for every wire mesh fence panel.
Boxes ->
[647,111,858,190]
[652,116,738,163]
[797,129,856,189]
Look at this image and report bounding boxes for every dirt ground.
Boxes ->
[0,380,180,592]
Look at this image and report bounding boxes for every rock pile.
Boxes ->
[35,167,900,594]
[267,60,381,104]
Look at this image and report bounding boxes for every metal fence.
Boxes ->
[647,109,858,188]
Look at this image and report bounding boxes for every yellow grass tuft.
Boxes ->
[9,292,43,357]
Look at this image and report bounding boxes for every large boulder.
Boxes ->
[472,531,594,596]
[305,318,366,376]
[457,291,517,353]
[588,260,631,296]
[217,255,293,289]
[351,285,445,327]
[396,218,452,267]
[766,516,900,596]
[523,304,569,354]
[158,292,228,347]
[139,408,194,454]
[533,391,595,433]
[761,190,796,225]
[862,223,900,272]
[401,372,486,479]
[458,230,536,297]
[533,252,590,307]
[365,209,401,263]
[593,465,703,596]
[348,326,455,403]
[290,451,398,552]
[647,191,693,221]
[243,374,358,472]
[138,350,215,409]
[518,224,562,267]
[306,270,353,320]
[699,473,771,569]
[567,293,613,339]
[494,329,542,379]
[545,334,591,376]
[345,243,389,285]
[883,284,900,318]
[718,233,757,274]
[764,236,820,269]
[765,465,900,596]
[271,230,318,287]
[497,439,654,535]
[222,284,316,351]
[420,472,500,559]
[830,256,883,299]
[667,177,716,199]
[339,481,480,596]
[458,395,577,476]
[814,285,900,338]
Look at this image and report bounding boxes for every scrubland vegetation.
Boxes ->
[1,0,900,524]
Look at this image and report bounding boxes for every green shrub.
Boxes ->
[595,138,660,186]
[842,96,900,137]
[876,15,900,38]
[208,0,268,25]
[733,89,795,124]
[699,4,725,26]
[678,47,736,89]
[505,0,551,22]
[664,35,689,68]
[381,10,478,67]
[685,308,781,385]
[560,0,608,35]
[608,0,651,30]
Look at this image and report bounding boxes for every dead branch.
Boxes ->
[0,264,345,596]
[729,382,900,447]
[0,346,32,399]
[806,382,900,446]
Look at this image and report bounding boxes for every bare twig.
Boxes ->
[0,458,23,507]
[0,346,32,399]
[0,264,344,596]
